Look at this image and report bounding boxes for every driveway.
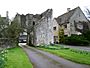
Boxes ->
[60,44,90,51]
[22,46,90,68]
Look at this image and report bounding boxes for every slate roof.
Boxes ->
[55,7,80,25]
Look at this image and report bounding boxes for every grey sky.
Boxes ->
[0,0,90,19]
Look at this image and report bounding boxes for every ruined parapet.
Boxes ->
[40,9,53,18]
[34,9,54,45]
[13,9,53,46]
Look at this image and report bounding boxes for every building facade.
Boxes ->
[53,7,89,43]
[14,9,54,45]
[14,7,90,45]
[34,9,53,45]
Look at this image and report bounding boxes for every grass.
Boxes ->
[38,45,90,65]
[6,47,33,68]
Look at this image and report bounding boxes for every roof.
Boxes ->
[40,9,52,18]
[55,7,80,25]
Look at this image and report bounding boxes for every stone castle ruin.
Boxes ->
[14,7,90,46]
[14,9,54,46]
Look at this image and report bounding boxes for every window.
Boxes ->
[64,25,67,28]
[53,36,58,44]
[33,21,35,25]
[53,27,56,30]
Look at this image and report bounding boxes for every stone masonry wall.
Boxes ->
[34,9,54,45]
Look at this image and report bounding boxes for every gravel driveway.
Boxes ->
[22,46,90,68]
[60,44,90,51]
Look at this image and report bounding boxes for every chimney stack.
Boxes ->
[67,8,70,12]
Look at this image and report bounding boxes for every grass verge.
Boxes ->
[38,45,90,65]
[6,47,33,68]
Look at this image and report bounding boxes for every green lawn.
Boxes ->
[38,45,90,65]
[6,47,33,68]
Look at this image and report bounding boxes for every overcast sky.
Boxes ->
[0,0,90,19]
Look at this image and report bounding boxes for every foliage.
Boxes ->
[38,45,60,50]
[0,49,8,68]
[0,17,6,30]
[6,47,32,68]
[82,30,90,41]
[86,8,90,19]
[70,48,90,55]
[0,17,7,38]
[0,16,22,47]
[4,20,23,47]
[6,20,23,39]
[58,27,64,43]
[64,35,90,46]
[39,45,90,64]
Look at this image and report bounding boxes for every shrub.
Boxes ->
[64,35,90,46]
[0,49,7,68]
[82,30,90,41]
[70,48,90,55]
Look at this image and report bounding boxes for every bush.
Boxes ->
[64,35,90,46]
[0,49,7,68]
[82,30,90,41]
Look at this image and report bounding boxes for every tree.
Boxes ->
[5,20,23,46]
[85,8,90,30]
[7,21,22,38]
[0,17,7,37]
[86,8,90,19]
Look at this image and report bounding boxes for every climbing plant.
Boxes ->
[58,26,64,43]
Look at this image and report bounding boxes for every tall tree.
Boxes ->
[6,21,22,38]
[85,8,90,30]
[5,20,23,46]
[86,8,90,19]
[0,17,7,37]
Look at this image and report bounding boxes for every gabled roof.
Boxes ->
[55,7,80,25]
[40,9,52,18]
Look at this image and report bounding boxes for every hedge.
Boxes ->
[64,35,90,46]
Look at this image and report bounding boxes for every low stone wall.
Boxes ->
[0,38,17,49]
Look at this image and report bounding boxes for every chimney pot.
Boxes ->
[67,8,70,12]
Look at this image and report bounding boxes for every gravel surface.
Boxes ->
[22,46,90,68]
[60,44,90,52]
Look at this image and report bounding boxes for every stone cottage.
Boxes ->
[53,7,89,43]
